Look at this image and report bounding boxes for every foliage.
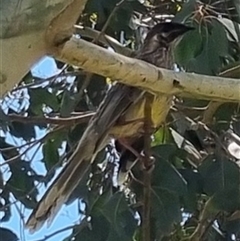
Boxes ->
[0,0,240,240]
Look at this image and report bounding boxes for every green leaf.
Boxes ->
[68,123,88,145]
[199,155,240,195]
[152,147,187,196]
[101,192,131,224]
[212,189,240,212]
[42,138,60,171]
[177,19,229,75]
[7,160,38,209]
[73,217,110,241]
[73,191,136,241]
[174,28,203,67]
[213,103,238,131]
[90,191,137,240]
[60,89,76,117]
[1,139,42,210]
[87,74,106,106]
[9,121,35,141]
[29,88,59,114]
[226,219,240,234]
[22,71,33,84]
[233,116,240,136]
[152,127,172,146]
[0,227,18,241]
[151,187,182,236]
[0,189,11,222]
[210,20,229,57]
[145,148,188,236]
[233,0,240,23]
[152,144,177,161]
[174,0,197,23]
[89,188,113,214]
[179,169,203,211]
[0,107,9,126]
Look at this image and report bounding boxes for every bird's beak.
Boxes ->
[180,25,195,34]
[167,24,194,43]
[172,24,194,38]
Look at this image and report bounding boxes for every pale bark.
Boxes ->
[0,0,88,97]
[1,1,239,102]
[52,36,240,102]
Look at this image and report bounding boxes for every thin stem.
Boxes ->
[7,111,93,126]
[31,224,81,241]
[142,93,154,241]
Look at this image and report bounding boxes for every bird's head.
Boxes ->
[137,22,193,67]
[144,22,194,47]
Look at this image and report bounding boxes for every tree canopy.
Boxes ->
[0,0,240,240]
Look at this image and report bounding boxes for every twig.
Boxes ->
[74,26,133,56]
[142,93,154,241]
[31,224,80,241]
[202,101,222,124]
[188,197,220,241]
[0,126,65,167]
[12,71,81,92]
[129,171,144,186]
[117,139,145,162]
[6,112,94,126]
[0,139,36,152]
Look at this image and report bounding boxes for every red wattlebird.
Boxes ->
[26,22,193,232]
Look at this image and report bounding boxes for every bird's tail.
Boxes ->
[26,84,135,232]
[26,156,90,232]
[26,126,99,232]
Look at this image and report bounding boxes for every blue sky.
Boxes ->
[0,57,81,241]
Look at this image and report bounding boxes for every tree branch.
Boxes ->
[7,112,93,126]
[1,0,88,97]
[52,36,240,102]
[74,25,133,56]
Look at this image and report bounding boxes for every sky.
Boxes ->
[0,57,81,241]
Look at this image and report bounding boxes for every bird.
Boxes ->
[26,21,193,232]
